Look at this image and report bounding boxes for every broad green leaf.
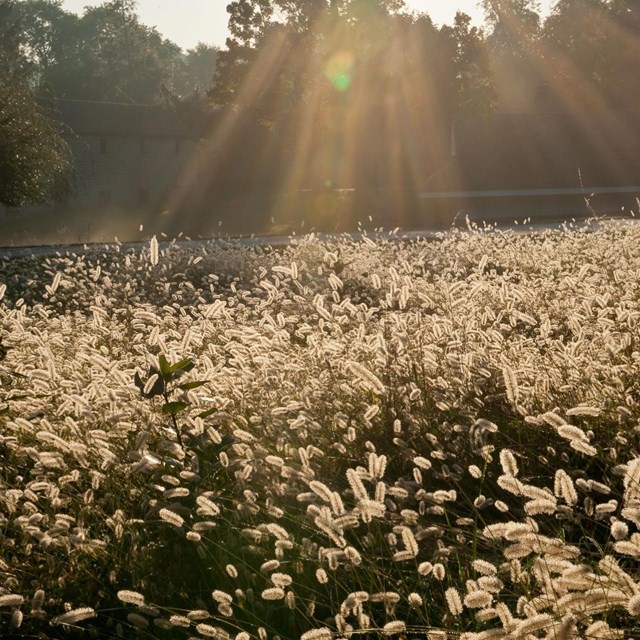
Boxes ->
[162,401,188,415]
[169,358,195,374]
[178,380,206,391]
[134,371,145,392]
[158,354,172,379]
[147,375,166,397]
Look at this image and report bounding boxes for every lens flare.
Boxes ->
[324,51,355,92]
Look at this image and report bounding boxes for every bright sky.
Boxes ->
[61,1,555,51]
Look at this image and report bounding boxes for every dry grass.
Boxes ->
[1,221,640,639]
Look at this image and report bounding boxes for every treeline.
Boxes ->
[2,0,219,103]
[2,0,639,211]
[0,0,218,207]
[201,0,640,202]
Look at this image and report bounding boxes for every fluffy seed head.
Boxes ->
[51,607,97,625]
[117,590,145,606]
[445,587,463,616]
[159,508,184,528]
[383,621,406,635]
[499,449,518,477]
[212,590,233,605]
[300,628,333,640]
[0,595,24,607]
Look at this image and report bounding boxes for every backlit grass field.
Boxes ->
[2,221,640,639]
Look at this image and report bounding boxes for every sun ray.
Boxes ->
[484,3,639,195]
[160,26,292,233]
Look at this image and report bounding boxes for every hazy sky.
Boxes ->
[61,1,555,51]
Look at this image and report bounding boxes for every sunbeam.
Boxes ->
[159,0,640,237]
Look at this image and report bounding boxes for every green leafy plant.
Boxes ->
[134,353,205,447]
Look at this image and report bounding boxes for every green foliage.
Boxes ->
[6,0,218,104]
[171,43,220,97]
[134,354,202,447]
[0,71,73,207]
[0,0,73,207]
[0,85,73,208]
[211,0,640,199]
[210,0,495,198]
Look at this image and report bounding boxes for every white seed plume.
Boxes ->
[566,406,601,417]
[159,508,184,527]
[149,235,159,266]
[502,365,518,404]
[271,572,293,587]
[499,449,519,477]
[196,495,221,516]
[408,593,423,607]
[169,614,191,627]
[433,563,446,580]
[445,587,463,616]
[346,468,369,501]
[51,607,97,625]
[301,628,332,640]
[611,520,629,541]
[554,469,578,505]
[0,594,24,607]
[316,568,329,584]
[346,361,385,394]
[472,560,497,576]
[212,590,233,605]
[383,621,406,635]
[196,623,224,637]
[464,590,493,609]
[117,590,145,606]
[309,480,334,502]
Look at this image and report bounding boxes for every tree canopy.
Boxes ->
[0,0,219,208]
[206,0,640,197]
[0,0,73,208]
[4,0,639,211]
[8,0,219,104]
[206,0,496,203]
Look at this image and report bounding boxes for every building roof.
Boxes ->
[50,99,201,138]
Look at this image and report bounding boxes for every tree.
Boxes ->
[539,0,610,112]
[171,43,220,97]
[12,0,197,104]
[0,0,73,207]
[210,0,416,187]
[602,0,640,110]
[480,0,542,111]
[482,0,541,55]
[10,0,79,74]
[0,78,73,207]
[208,0,486,222]
[441,12,495,114]
[0,0,21,67]
[55,0,183,103]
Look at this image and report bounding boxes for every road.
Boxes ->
[0,216,637,259]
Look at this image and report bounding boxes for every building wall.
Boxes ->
[1,131,202,221]
[71,133,200,212]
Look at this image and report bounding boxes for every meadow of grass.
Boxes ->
[2,220,640,640]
